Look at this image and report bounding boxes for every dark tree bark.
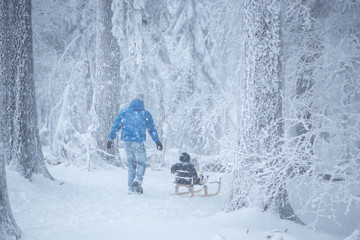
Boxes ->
[0,0,15,167]
[94,0,122,166]
[0,1,21,238]
[0,145,21,240]
[1,0,53,180]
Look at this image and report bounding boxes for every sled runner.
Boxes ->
[172,170,221,198]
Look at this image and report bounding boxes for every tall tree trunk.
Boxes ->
[0,147,21,240]
[1,0,53,180]
[0,2,21,238]
[0,0,15,166]
[228,0,302,223]
[94,0,122,166]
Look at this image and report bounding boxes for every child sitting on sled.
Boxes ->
[171,152,202,185]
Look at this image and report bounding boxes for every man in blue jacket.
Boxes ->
[107,94,163,194]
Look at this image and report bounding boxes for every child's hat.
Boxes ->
[179,152,190,162]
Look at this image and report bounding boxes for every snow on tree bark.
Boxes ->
[93,0,122,166]
[1,0,53,180]
[0,147,21,240]
[227,0,302,223]
[0,1,22,238]
[0,0,15,166]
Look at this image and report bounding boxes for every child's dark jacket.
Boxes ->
[171,162,200,185]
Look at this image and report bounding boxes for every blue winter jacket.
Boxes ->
[108,99,160,143]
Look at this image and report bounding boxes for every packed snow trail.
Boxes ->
[8,165,228,240]
[7,165,339,240]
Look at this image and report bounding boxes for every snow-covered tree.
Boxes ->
[0,145,20,240]
[93,0,122,166]
[0,1,21,239]
[111,0,223,156]
[283,0,360,234]
[165,0,221,154]
[225,0,360,233]
[0,0,53,180]
[227,0,303,223]
[201,0,244,163]
[33,0,98,167]
[111,0,169,140]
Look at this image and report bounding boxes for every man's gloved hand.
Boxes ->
[107,140,113,149]
[156,142,163,151]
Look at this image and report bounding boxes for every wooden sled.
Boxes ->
[172,171,221,198]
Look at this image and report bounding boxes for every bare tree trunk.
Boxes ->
[94,0,122,166]
[1,0,53,180]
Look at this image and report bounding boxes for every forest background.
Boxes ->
[0,0,359,239]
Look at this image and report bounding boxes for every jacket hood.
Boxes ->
[129,99,145,111]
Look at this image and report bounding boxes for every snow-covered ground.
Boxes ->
[7,163,343,240]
